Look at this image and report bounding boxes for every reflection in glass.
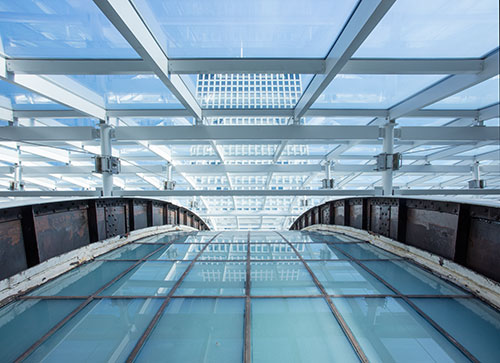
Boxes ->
[99,261,190,296]
[28,261,134,296]
[252,298,358,363]
[333,297,469,362]
[175,262,246,296]
[25,299,162,363]
[251,262,320,296]
[362,260,467,295]
[411,298,500,363]
[250,244,298,260]
[0,299,83,362]
[308,261,392,295]
[296,243,346,260]
[334,243,398,260]
[137,298,244,362]
[97,243,162,260]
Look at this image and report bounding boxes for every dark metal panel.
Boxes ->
[35,209,90,262]
[105,205,127,239]
[334,201,345,226]
[96,207,106,241]
[405,208,458,260]
[133,202,148,230]
[152,204,164,226]
[0,218,28,280]
[466,218,500,282]
[350,203,364,229]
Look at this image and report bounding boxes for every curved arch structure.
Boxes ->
[0,197,208,280]
[291,197,500,284]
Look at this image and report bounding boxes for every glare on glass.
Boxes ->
[334,243,398,260]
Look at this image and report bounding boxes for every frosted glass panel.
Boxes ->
[252,298,359,363]
[333,297,469,362]
[296,243,346,260]
[362,260,467,295]
[334,243,398,260]
[25,299,162,363]
[137,298,244,363]
[411,298,500,363]
[0,299,83,362]
[251,262,320,296]
[99,261,190,296]
[174,262,246,296]
[308,261,392,295]
[28,261,134,296]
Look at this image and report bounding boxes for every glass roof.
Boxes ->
[0,0,499,229]
[311,75,445,109]
[132,0,360,58]
[1,230,499,362]
[354,0,500,58]
[0,0,138,58]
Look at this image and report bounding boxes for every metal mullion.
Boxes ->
[14,240,171,362]
[327,244,480,363]
[19,293,475,301]
[276,232,369,363]
[244,231,251,363]
[125,232,222,362]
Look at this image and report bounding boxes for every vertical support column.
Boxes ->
[99,121,113,197]
[382,121,395,196]
[472,161,480,182]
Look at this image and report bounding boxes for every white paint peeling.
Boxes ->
[0,224,197,306]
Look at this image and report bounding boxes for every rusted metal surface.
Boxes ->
[0,197,208,281]
[291,197,500,283]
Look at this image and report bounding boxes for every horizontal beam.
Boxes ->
[5,57,483,76]
[10,108,481,119]
[389,50,499,119]
[1,188,500,198]
[4,164,498,176]
[3,125,498,142]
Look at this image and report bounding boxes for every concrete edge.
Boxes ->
[304,224,500,310]
[0,224,197,306]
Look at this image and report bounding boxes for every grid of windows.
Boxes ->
[197,74,302,109]
[1,230,499,362]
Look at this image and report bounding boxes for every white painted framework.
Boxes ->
[0,0,499,230]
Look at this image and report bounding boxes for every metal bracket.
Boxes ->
[321,178,335,189]
[375,153,402,171]
[468,180,486,189]
[94,156,121,174]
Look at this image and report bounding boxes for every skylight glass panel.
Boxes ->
[355,0,500,58]
[67,75,183,109]
[131,0,359,58]
[425,76,500,110]
[305,117,372,125]
[0,80,69,110]
[396,118,453,127]
[311,75,445,109]
[0,0,138,58]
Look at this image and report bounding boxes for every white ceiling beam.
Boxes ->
[5,57,484,76]
[1,57,106,120]
[93,0,202,120]
[389,50,499,119]
[479,103,500,121]
[10,108,481,119]
[4,188,499,198]
[3,125,498,142]
[294,0,396,120]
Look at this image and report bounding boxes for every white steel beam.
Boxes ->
[1,57,106,120]
[294,0,396,120]
[3,188,499,198]
[10,108,481,120]
[389,50,499,119]
[3,125,499,142]
[6,57,483,75]
[93,0,202,120]
[479,103,500,121]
